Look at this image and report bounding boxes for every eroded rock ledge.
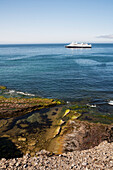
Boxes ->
[0,96,61,118]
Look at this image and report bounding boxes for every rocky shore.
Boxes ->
[0,96,61,119]
[0,140,113,169]
[1,86,113,169]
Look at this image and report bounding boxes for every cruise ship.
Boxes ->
[65,42,92,48]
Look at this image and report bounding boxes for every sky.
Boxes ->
[0,0,113,44]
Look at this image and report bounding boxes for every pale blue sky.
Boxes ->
[0,0,113,44]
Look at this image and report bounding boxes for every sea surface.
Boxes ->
[0,43,113,102]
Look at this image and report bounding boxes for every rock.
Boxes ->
[71,113,81,120]
[17,145,22,149]
[82,162,88,166]
[28,141,36,146]
[53,126,61,138]
[30,152,35,157]
[16,162,20,167]
[23,164,28,168]
[63,121,111,152]
[18,137,26,142]
[20,124,28,128]
[26,151,30,155]
[62,109,70,117]
[0,120,8,128]
[40,150,50,155]
[57,119,65,125]
[27,145,35,150]
[1,134,10,138]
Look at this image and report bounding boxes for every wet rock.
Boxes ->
[71,113,81,120]
[53,126,61,138]
[18,137,26,142]
[27,145,35,150]
[57,119,65,126]
[0,120,8,128]
[28,141,36,146]
[62,109,70,117]
[1,134,10,138]
[0,96,61,119]
[20,124,29,128]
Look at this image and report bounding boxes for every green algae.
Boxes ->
[59,103,113,125]
[0,86,7,90]
[1,91,113,157]
[79,112,113,124]
[77,106,113,125]
[71,113,81,120]
[70,104,88,110]
[62,109,70,117]
[0,96,62,118]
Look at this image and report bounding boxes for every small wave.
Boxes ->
[86,104,96,107]
[6,55,33,61]
[106,62,113,66]
[5,90,16,94]
[4,89,35,97]
[74,59,100,66]
[16,91,35,97]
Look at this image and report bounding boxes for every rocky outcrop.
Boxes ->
[0,96,61,118]
[63,120,113,152]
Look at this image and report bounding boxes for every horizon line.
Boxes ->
[0,42,113,45]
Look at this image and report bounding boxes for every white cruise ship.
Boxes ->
[65,42,92,48]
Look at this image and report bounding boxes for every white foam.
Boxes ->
[108,100,113,105]
[17,91,35,96]
[6,55,33,61]
[74,59,100,66]
[86,104,96,108]
[8,90,15,94]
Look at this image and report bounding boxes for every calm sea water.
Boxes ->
[0,43,113,101]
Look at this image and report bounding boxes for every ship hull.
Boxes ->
[65,45,92,48]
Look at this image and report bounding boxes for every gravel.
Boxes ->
[0,140,113,169]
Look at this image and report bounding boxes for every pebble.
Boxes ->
[82,162,88,166]
[0,141,113,169]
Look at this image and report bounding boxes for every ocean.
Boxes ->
[0,43,113,102]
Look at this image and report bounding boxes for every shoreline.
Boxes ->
[0,141,113,169]
[0,85,113,169]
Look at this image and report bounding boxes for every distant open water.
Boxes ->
[0,43,113,102]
